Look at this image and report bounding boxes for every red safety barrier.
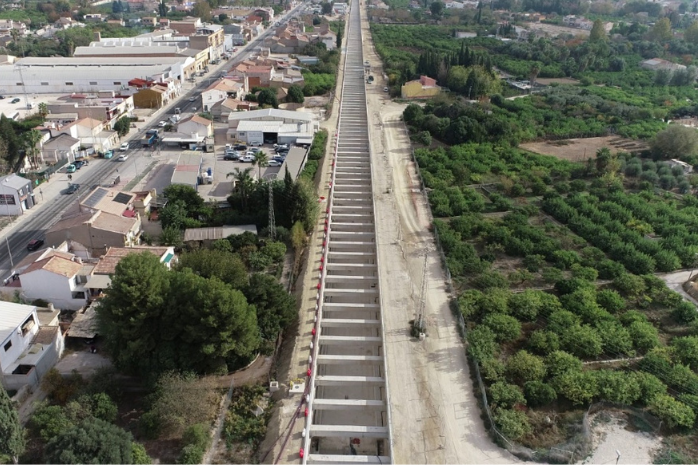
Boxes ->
[311,328,316,336]
[299,449,304,459]
[304,408,309,417]
[317,282,321,289]
[307,368,312,377]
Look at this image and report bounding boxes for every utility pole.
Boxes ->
[268,179,275,240]
[6,236,13,269]
[416,251,428,336]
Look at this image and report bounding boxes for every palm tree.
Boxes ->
[37,102,48,118]
[23,129,43,170]
[226,167,254,211]
[252,151,269,179]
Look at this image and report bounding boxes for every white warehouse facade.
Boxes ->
[227,108,318,145]
[0,57,191,94]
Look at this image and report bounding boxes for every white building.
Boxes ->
[19,248,90,310]
[0,58,185,94]
[227,108,317,144]
[0,301,64,390]
[0,174,36,216]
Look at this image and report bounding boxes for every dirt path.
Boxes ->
[360,7,518,464]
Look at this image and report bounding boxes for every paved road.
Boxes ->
[0,3,305,279]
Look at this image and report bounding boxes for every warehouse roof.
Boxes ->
[227,108,313,122]
[16,56,192,67]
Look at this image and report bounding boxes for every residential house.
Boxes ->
[45,188,142,254]
[211,98,258,120]
[333,2,348,14]
[46,94,135,130]
[178,115,214,138]
[83,14,104,22]
[0,174,36,216]
[169,16,202,35]
[640,58,687,72]
[0,302,64,390]
[230,64,273,86]
[41,133,80,164]
[401,75,441,99]
[224,23,248,46]
[562,15,593,30]
[141,16,158,27]
[133,86,167,109]
[201,78,247,112]
[0,19,28,36]
[19,249,91,310]
[667,159,694,174]
[59,118,119,152]
[190,23,225,59]
[54,17,85,31]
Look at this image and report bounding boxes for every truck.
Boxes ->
[141,133,157,147]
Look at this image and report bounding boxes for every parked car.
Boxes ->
[119,142,129,151]
[250,147,261,153]
[273,155,286,163]
[118,154,128,161]
[274,143,288,149]
[223,152,239,161]
[249,141,262,147]
[27,239,44,251]
[74,160,86,169]
[275,147,289,154]
[264,138,276,144]
[103,150,114,159]
[66,183,80,195]
[0,95,5,99]
[241,154,255,163]
[66,164,76,173]
[158,120,167,127]
[10,98,20,103]
[268,160,282,167]
[234,144,247,151]
[188,96,196,102]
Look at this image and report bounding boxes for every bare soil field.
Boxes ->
[536,77,580,85]
[582,413,662,464]
[520,136,649,161]
[524,22,590,37]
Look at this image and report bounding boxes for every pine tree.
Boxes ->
[0,386,24,464]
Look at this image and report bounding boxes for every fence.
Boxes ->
[405,122,653,464]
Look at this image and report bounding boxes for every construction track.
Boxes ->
[302,2,393,463]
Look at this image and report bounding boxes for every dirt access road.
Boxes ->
[360,7,518,464]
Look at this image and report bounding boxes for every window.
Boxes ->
[65,82,73,86]
[90,81,98,85]
[113,82,122,85]
[21,315,35,336]
[41,82,49,86]
[0,195,16,205]
[3,341,11,352]
[16,83,22,86]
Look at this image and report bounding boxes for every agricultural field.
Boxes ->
[416,140,698,459]
[521,136,648,161]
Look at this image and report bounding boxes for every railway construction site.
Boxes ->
[260,2,517,463]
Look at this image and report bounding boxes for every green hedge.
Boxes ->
[300,129,329,181]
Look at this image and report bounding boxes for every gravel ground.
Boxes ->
[582,414,661,465]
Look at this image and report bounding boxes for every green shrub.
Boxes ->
[493,408,531,440]
[489,382,526,408]
[649,394,696,429]
[524,381,557,407]
[482,314,521,342]
[178,445,205,464]
[182,423,210,451]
